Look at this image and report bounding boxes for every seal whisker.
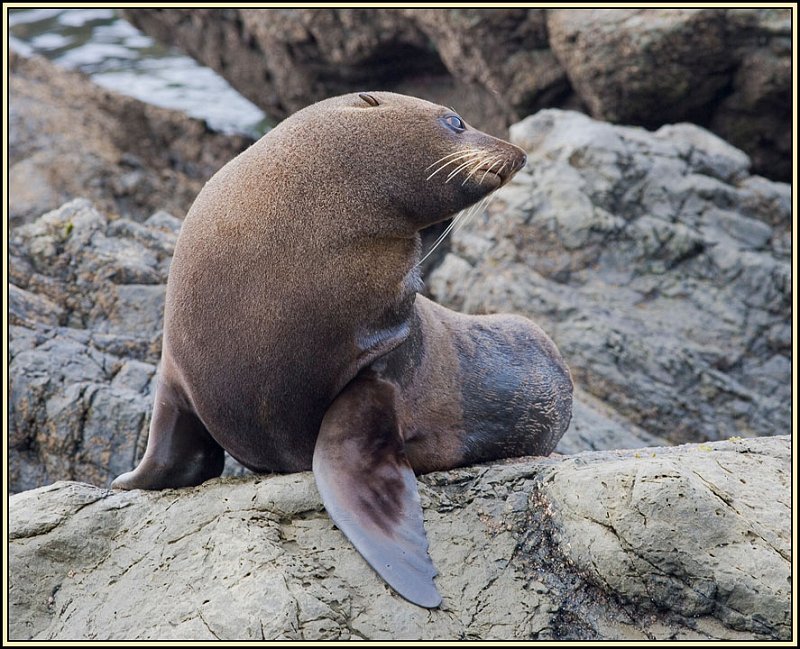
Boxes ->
[445,155,484,183]
[461,156,491,186]
[459,194,495,237]
[418,194,488,268]
[462,155,502,186]
[479,158,505,184]
[453,195,491,238]
[426,152,479,181]
[443,153,484,182]
[425,150,472,171]
[420,156,506,266]
[416,209,467,267]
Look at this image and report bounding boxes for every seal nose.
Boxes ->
[517,152,528,171]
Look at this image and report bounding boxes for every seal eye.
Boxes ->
[441,114,466,133]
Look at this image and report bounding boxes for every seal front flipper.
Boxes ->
[313,374,441,609]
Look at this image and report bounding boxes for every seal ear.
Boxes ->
[313,374,441,608]
[358,93,380,107]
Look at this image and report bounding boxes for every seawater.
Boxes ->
[9,8,269,136]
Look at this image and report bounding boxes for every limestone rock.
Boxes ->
[9,436,790,640]
[9,199,174,493]
[8,200,248,492]
[428,110,790,445]
[9,51,252,226]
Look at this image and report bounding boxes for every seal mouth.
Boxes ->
[476,152,527,186]
[475,166,505,186]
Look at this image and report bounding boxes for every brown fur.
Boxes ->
[169,92,528,472]
[112,91,571,608]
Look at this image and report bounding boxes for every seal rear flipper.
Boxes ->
[111,377,225,490]
[313,374,442,609]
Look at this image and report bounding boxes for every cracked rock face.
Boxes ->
[9,436,790,641]
[9,199,173,493]
[120,8,567,138]
[428,110,790,446]
[547,8,791,181]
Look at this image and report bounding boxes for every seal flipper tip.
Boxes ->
[313,374,442,609]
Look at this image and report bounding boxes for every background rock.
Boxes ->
[9,436,790,641]
[9,51,252,227]
[547,8,791,181]
[428,110,791,445]
[120,9,459,123]
[121,7,790,181]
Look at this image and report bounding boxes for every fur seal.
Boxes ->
[112,91,573,608]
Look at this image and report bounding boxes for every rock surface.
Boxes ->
[121,7,790,180]
[120,8,562,137]
[9,435,790,641]
[429,109,791,446]
[9,51,252,226]
[8,199,246,492]
[9,199,173,493]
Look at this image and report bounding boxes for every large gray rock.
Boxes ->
[9,200,251,494]
[122,8,790,180]
[547,8,791,181]
[9,436,790,640]
[9,51,252,226]
[428,110,790,445]
[9,199,174,493]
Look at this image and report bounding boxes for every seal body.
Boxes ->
[113,92,573,608]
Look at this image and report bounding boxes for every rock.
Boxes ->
[709,14,792,182]
[8,436,790,640]
[9,200,170,493]
[405,9,571,126]
[428,110,790,445]
[556,387,664,455]
[548,10,732,127]
[122,8,789,180]
[547,8,791,180]
[10,199,176,338]
[120,9,448,121]
[9,50,252,226]
[120,8,576,136]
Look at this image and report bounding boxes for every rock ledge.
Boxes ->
[10,436,790,641]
